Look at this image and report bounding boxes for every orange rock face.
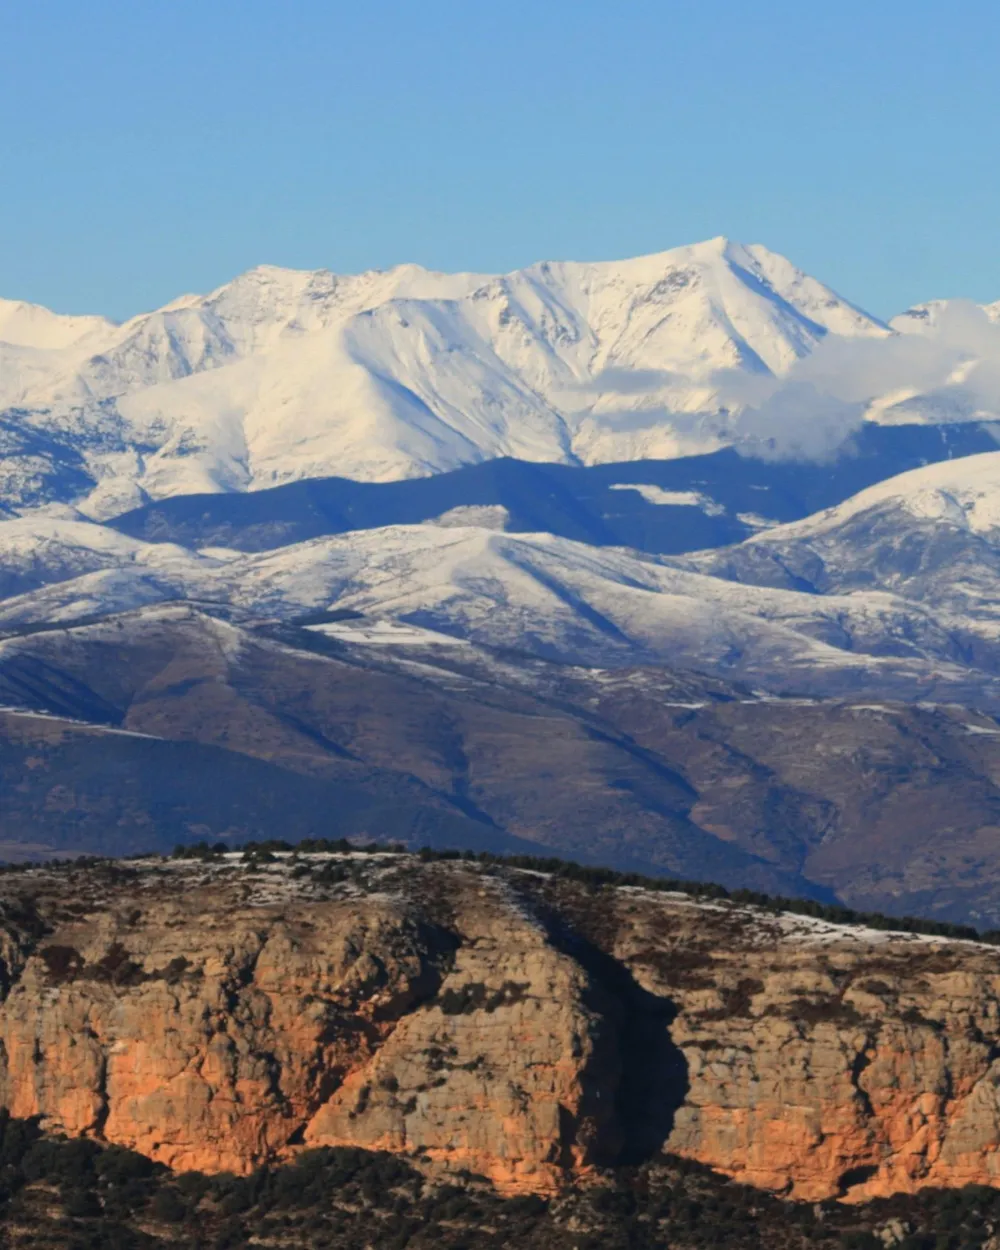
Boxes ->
[1,856,1000,1202]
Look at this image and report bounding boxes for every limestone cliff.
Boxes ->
[2,854,1000,1202]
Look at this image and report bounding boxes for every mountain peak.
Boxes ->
[0,241,943,516]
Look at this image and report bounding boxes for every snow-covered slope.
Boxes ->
[0,240,888,516]
[684,451,1000,622]
[0,515,224,605]
[890,300,1000,333]
[771,450,1000,540]
[4,519,1000,707]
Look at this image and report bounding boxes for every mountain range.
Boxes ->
[4,239,1000,924]
[5,235,999,519]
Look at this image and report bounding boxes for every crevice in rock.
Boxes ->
[849,1042,875,1119]
[91,1045,110,1140]
[530,905,689,1168]
[0,895,51,1001]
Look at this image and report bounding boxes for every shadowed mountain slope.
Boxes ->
[109,421,1000,555]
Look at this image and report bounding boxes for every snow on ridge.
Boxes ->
[0,297,117,351]
[743,449,1000,542]
[0,514,225,583]
[0,705,159,740]
[0,518,990,708]
[0,238,889,516]
[630,887,983,947]
[890,298,1000,334]
[306,619,470,648]
[426,504,511,530]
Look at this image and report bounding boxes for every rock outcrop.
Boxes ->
[2,854,1000,1202]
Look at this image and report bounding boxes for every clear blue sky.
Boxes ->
[1,0,997,320]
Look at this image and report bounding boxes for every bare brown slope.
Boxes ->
[0,610,818,894]
[0,708,520,860]
[6,609,1000,920]
[567,674,1000,925]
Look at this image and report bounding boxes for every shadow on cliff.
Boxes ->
[543,921,689,1167]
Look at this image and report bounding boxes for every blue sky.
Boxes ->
[1,0,997,320]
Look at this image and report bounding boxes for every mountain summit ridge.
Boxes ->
[0,239,895,517]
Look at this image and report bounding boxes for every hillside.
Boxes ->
[3,515,1000,714]
[4,607,1000,923]
[106,422,1000,555]
[688,449,1000,612]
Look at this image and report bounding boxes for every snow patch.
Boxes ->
[608,483,727,514]
[306,619,470,647]
[427,505,510,531]
[736,512,780,530]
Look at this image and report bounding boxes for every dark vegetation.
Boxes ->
[2,839,996,946]
[437,979,530,1015]
[38,941,191,989]
[167,838,1000,943]
[1,1111,999,1249]
[410,847,1000,945]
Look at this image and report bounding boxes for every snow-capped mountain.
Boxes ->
[0,239,889,517]
[9,238,1000,913]
[0,298,114,351]
[3,239,1000,707]
[686,450,1000,620]
[890,299,1000,333]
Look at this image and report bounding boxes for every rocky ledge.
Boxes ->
[1,851,1000,1203]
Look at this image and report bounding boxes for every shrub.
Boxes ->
[150,1186,189,1222]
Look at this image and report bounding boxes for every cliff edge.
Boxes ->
[1,852,1000,1202]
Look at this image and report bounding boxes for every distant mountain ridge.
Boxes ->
[0,238,895,516]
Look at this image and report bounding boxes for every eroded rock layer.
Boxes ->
[1,854,1000,1201]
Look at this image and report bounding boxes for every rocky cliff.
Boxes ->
[2,853,1000,1203]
